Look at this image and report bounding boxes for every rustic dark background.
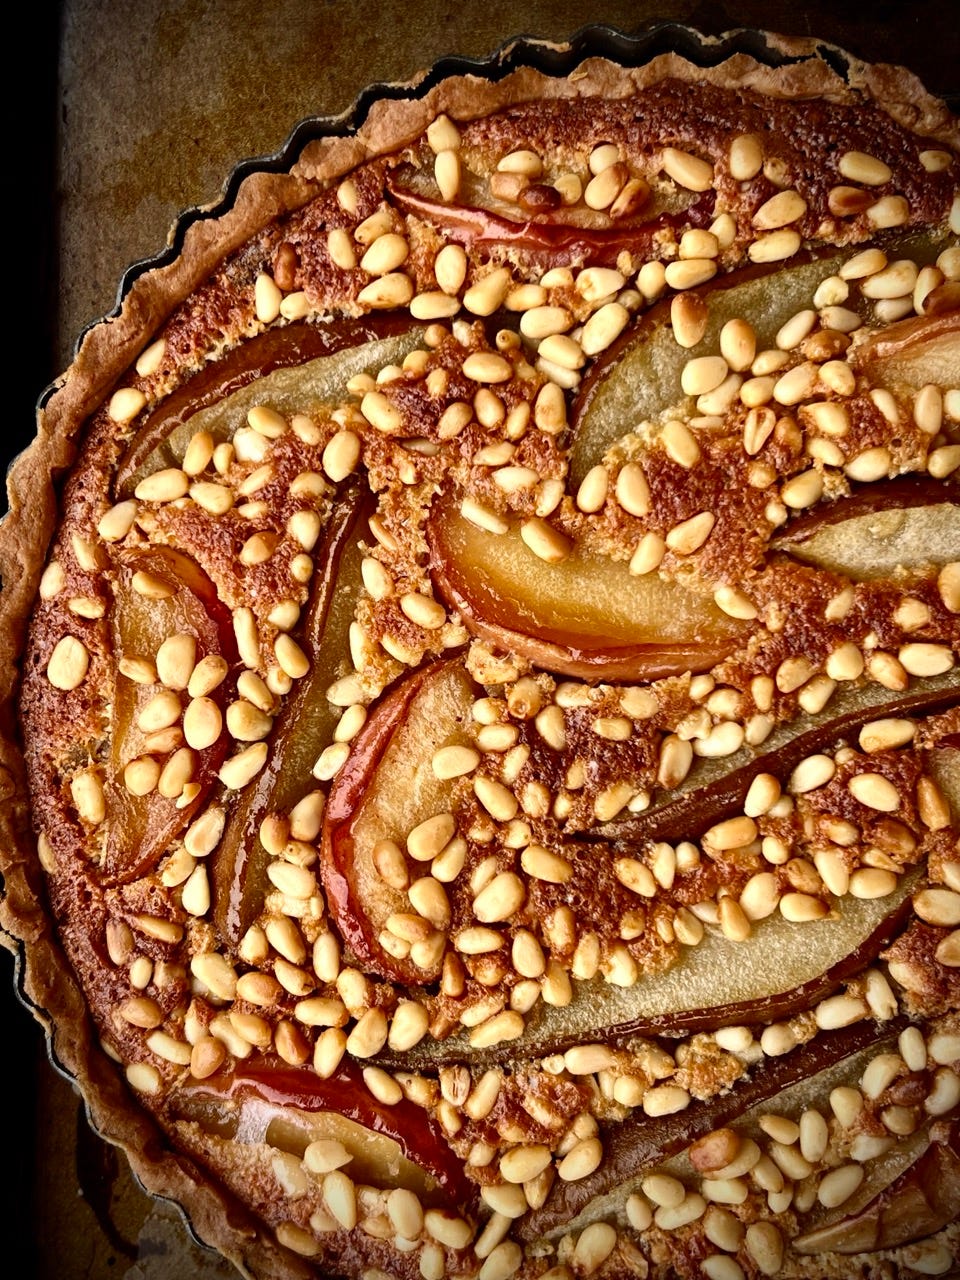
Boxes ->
[7,2,958,1276]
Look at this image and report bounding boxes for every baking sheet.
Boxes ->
[8,2,959,1275]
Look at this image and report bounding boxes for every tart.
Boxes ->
[2,29,959,1280]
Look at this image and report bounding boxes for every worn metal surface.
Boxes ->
[8,2,958,1275]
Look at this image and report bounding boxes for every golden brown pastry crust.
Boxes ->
[2,37,959,1280]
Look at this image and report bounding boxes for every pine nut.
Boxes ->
[108,386,147,423]
[662,147,713,191]
[665,511,715,554]
[473,871,525,922]
[46,635,90,690]
[519,517,571,564]
[729,133,763,179]
[839,150,892,185]
[753,189,807,230]
[557,1137,602,1182]
[702,1254,746,1280]
[749,230,801,263]
[499,1144,550,1184]
[926,1067,960,1115]
[478,1241,522,1280]
[744,1221,784,1276]
[520,305,571,339]
[655,1193,706,1230]
[520,843,572,884]
[670,293,708,349]
[642,1084,690,1115]
[665,258,717,290]
[580,301,629,355]
[788,753,835,794]
[463,268,512,317]
[182,697,222,750]
[848,772,900,812]
[612,462,650,517]
[681,355,728,397]
[403,812,455,862]
[914,888,960,927]
[720,317,756,372]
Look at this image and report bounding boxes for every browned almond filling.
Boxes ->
[9,56,960,1280]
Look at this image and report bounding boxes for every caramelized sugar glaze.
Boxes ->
[3,45,960,1280]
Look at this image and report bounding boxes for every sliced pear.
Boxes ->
[536,1033,958,1254]
[116,319,425,496]
[429,499,743,681]
[172,1057,475,1208]
[601,675,960,845]
[102,546,237,885]
[211,487,369,946]
[320,659,476,984]
[387,166,704,268]
[773,476,960,579]
[521,1018,908,1240]
[570,238,953,485]
[569,253,849,484]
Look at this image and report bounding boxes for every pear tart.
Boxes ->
[2,38,960,1280]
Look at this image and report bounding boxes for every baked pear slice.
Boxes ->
[211,486,369,947]
[116,319,426,496]
[172,1056,477,1210]
[428,496,744,682]
[101,546,238,885]
[321,659,476,987]
[320,656,956,1063]
[568,242,954,486]
[521,1019,959,1249]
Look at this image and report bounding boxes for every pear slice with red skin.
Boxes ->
[519,1017,910,1241]
[771,474,959,579]
[376,883,917,1074]
[115,316,422,497]
[211,486,369,948]
[321,659,475,985]
[568,246,954,487]
[102,546,237,886]
[568,252,850,485]
[600,676,960,847]
[794,1115,960,1255]
[852,305,960,388]
[428,497,743,682]
[173,1056,477,1210]
[386,170,713,268]
[524,1020,960,1252]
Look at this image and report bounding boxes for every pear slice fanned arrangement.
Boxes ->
[5,49,960,1280]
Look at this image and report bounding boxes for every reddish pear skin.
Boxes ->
[211,486,370,947]
[101,546,238,885]
[387,172,714,267]
[178,1057,478,1210]
[320,661,456,986]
